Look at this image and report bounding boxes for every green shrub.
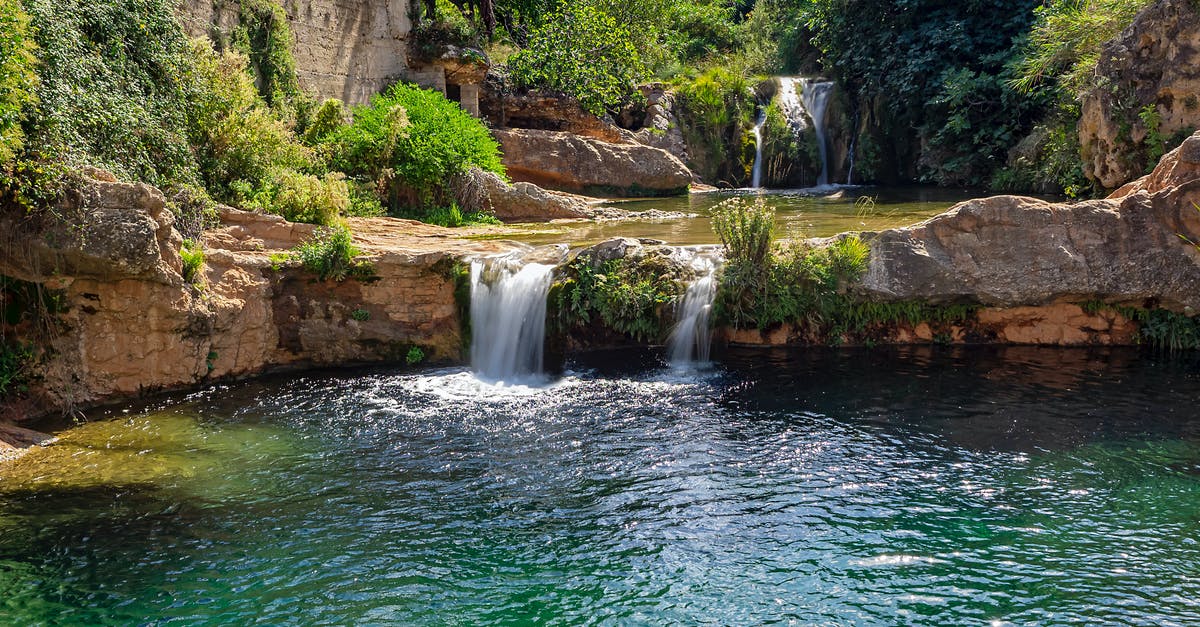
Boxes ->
[676,67,754,184]
[186,42,311,205]
[712,197,871,332]
[21,0,201,186]
[0,338,33,398]
[240,170,348,226]
[232,0,301,106]
[304,98,347,146]
[555,254,683,342]
[327,83,504,208]
[405,345,426,366]
[351,308,370,321]
[507,4,645,116]
[0,0,36,169]
[180,239,206,285]
[398,203,502,227]
[291,225,373,282]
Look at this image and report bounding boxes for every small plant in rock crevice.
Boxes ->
[289,225,375,282]
[180,239,206,286]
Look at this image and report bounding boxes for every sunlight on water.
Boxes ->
[1,347,1199,625]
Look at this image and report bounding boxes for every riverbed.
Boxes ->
[2,347,1199,624]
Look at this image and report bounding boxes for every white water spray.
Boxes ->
[469,253,558,382]
[666,255,719,367]
[798,78,835,187]
[751,111,766,189]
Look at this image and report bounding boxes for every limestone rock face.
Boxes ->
[493,128,694,198]
[463,169,590,222]
[480,86,625,142]
[1,174,516,417]
[628,85,690,164]
[858,134,1200,311]
[1079,0,1200,190]
[178,0,413,105]
[0,176,182,285]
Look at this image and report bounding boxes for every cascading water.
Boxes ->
[798,78,835,187]
[751,111,766,189]
[666,254,719,367]
[469,253,559,382]
[752,77,837,190]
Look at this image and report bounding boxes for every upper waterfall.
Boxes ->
[751,77,837,190]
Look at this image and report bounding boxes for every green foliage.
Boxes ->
[180,240,206,286]
[0,0,36,168]
[351,308,370,322]
[675,67,755,185]
[239,170,348,226]
[21,0,202,186]
[304,99,347,146]
[556,255,683,342]
[712,197,871,332]
[186,42,312,208]
[1139,104,1166,170]
[1010,0,1153,95]
[291,225,374,282]
[0,338,33,398]
[1081,301,1200,352]
[405,345,426,366]
[711,196,774,268]
[327,83,504,208]
[507,4,646,116]
[397,203,502,227]
[231,0,301,106]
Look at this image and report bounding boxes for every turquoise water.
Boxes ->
[2,347,1200,624]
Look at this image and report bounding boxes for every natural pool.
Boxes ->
[2,347,1200,624]
[498,186,980,247]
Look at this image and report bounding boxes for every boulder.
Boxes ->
[1079,0,1200,190]
[493,128,694,198]
[462,169,590,222]
[858,134,1200,311]
[0,171,182,285]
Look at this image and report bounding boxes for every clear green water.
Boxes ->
[499,187,980,247]
[3,347,1200,625]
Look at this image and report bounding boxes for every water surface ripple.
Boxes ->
[2,347,1199,625]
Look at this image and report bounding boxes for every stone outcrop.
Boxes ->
[1079,0,1200,190]
[493,128,694,198]
[178,0,414,105]
[626,85,690,164]
[456,168,591,222]
[480,84,626,142]
[857,134,1200,312]
[0,172,513,420]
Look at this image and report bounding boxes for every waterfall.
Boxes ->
[666,255,719,367]
[469,253,557,382]
[798,78,835,187]
[751,111,766,189]
[759,77,837,189]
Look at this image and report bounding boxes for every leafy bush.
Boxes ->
[187,42,311,206]
[556,254,683,342]
[239,170,348,226]
[507,4,645,116]
[291,225,373,282]
[0,0,36,168]
[676,67,755,185]
[232,0,301,106]
[304,99,347,146]
[180,239,206,285]
[0,338,33,398]
[21,0,201,186]
[712,197,871,332]
[327,83,504,208]
[405,345,426,366]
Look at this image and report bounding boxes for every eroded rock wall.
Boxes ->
[178,0,413,104]
[1080,0,1200,190]
[1,175,502,418]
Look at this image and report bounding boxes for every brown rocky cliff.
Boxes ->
[0,175,512,419]
[1080,0,1200,190]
